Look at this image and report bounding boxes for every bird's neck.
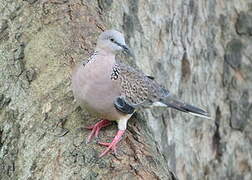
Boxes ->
[94,48,116,63]
[95,47,116,56]
[81,48,116,70]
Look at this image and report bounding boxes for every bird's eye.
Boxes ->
[110,38,114,42]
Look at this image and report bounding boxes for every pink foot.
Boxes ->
[98,130,125,157]
[86,119,111,143]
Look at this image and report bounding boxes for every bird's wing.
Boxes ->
[111,61,170,108]
[111,61,210,118]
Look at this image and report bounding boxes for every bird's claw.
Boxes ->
[98,130,125,157]
[85,119,111,143]
[98,142,118,157]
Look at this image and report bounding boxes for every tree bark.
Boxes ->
[0,0,173,179]
[0,0,251,180]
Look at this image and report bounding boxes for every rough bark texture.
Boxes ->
[0,0,251,180]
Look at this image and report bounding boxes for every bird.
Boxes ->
[71,29,210,157]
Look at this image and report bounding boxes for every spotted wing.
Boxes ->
[111,62,169,108]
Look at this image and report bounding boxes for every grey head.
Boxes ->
[96,29,132,56]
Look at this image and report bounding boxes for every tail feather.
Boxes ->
[160,97,211,119]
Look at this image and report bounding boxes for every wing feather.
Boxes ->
[111,62,169,107]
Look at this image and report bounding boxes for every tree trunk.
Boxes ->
[0,0,251,180]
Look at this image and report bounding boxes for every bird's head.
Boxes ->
[96,29,132,56]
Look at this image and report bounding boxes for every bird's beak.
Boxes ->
[114,41,134,57]
[121,45,133,57]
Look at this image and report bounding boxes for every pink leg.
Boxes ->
[86,119,111,143]
[98,130,125,157]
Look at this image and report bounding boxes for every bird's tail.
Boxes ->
[159,96,211,119]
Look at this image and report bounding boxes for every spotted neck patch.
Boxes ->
[82,51,98,66]
[111,64,120,80]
